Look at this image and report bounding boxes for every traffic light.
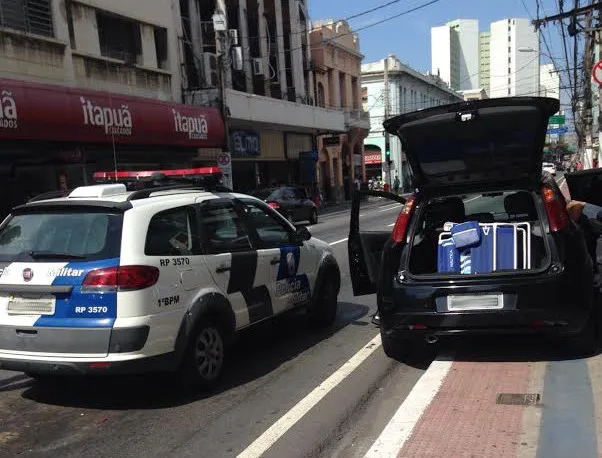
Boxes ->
[385,139,391,163]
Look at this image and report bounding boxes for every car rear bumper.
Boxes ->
[0,351,178,375]
[381,270,594,339]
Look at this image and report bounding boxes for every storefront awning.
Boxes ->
[0,78,225,148]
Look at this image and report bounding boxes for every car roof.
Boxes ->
[15,185,263,213]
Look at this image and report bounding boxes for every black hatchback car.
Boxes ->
[349,97,599,358]
[252,186,318,224]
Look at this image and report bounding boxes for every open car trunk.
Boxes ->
[407,190,551,276]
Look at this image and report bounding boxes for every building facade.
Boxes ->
[181,0,348,194]
[479,32,491,93]
[362,55,463,190]
[0,0,224,217]
[489,18,540,98]
[431,19,480,91]
[309,19,370,202]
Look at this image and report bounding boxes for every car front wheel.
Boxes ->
[309,209,318,225]
[181,320,227,390]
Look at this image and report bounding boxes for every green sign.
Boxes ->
[549,114,565,125]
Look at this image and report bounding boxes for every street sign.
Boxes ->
[593,60,602,86]
[547,126,568,135]
[548,114,565,125]
[216,152,232,189]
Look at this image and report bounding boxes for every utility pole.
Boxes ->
[584,5,595,169]
[597,2,602,168]
[213,6,234,189]
[383,56,392,187]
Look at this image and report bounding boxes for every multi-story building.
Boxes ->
[182,0,348,194]
[489,18,540,98]
[309,19,370,202]
[431,19,480,91]
[362,55,463,190]
[479,32,491,92]
[0,0,224,217]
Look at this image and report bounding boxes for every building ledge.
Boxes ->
[226,89,346,133]
[0,27,67,48]
[71,50,172,76]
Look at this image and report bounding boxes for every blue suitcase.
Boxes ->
[437,234,460,273]
[469,225,495,274]
[496,225,516,270]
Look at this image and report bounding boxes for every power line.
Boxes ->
[345,0,402,21]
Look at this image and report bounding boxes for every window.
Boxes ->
[282,188,296,200]
[508,47,511,53]
[508,88,512,95]
[508,36,511,42]
[145,207,199,256]
[154,27,168,69]
[508,77,511,84]
[0,210,122,261]
[240,200,294,248]
[318,83,326,108]
[508,57,511,64]
[198,202,252,254]
[0,0,54,37]
[97,11,142,64]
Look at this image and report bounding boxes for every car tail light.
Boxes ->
[391,195,417,243]
[267,201,280,209]
[541,186,570,232]
[82,266,159,292]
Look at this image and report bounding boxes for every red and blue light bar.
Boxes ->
[93,167,222,181]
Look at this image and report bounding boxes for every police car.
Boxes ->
[0,168,340,389]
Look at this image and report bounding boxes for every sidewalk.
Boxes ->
[366,346,602,458]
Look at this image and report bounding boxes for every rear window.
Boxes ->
[252,188,280,200]
[0,210,123,261]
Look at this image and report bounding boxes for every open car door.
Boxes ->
[348,189,407,296]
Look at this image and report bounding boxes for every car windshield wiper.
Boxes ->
[28,251,87,260]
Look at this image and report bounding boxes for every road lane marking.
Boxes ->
[237,334,383,458]
[364,358,453,458]
[387,222,395,227]
[329,238,348,246]
[379,204,402,212]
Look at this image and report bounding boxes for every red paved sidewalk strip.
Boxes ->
[399,360,531,458]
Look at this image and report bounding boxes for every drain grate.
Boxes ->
[496,393,541,406]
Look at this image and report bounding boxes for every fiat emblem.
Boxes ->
[22,268,34,282]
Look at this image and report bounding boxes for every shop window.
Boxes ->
[97,11,142,64]
[154,27,168,70]
[0,0,54,37]
[145,207,199,256]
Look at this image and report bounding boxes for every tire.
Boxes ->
[570,317,598,356]
[309,209,318,225]
[180,319,227,390]
[308,272,339,328]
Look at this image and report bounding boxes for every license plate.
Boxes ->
[7,296,56,315]
[447,294,503,311]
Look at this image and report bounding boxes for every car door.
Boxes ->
[198,198,272,328]
[237,198,311,314]
[281,187,299,220]
[348,189,407,296]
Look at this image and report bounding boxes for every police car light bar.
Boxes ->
[93,167,222,181]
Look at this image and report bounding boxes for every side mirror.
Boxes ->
[296,225,312,242]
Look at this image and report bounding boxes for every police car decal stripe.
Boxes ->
[243,285,273,323]
[34,258,120,328]
[228,251,258,294]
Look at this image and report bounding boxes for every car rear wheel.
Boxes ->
[181,319,227,390]
[309,209,318,225]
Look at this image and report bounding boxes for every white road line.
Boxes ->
[379,204,402,212]
[364,358,453,458]
[387,223,395,227]
[237,334,383,458]
[329,238,348,246]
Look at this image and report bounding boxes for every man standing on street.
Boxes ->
[393,175,400,195]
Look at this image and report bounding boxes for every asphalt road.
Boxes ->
[0,197,428,458]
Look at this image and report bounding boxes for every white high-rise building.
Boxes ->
[540,63,560,99]
[431,19,480,91]
[489,18,540,97]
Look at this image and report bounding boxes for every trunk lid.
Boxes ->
[383,97,560,190]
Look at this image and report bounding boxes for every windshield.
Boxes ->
[0,210,123,261]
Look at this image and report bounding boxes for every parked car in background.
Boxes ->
[252,186,319,224]
[542,162,556,175]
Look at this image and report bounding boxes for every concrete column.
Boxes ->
[140,24,158,68]
[345,73,353,108]
[188,0,203,85]
[274,0,287,98]
[238,0,253,93]
[288,0,305,101]
[71,3,100,55]
[330,69,340,107]
[257,0,270,95]
[54,0,75,82]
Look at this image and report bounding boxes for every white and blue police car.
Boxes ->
[0,168,340,389]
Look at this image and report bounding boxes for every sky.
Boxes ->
[308,0,579,128]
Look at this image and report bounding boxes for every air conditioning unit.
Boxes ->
[229,29,239,45]
[202,52,219,87]
[252,58,263,76]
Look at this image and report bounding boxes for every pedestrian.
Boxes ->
[383,182,390,193]
[393,175,400,195]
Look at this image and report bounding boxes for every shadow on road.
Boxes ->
[20,302,370,410]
